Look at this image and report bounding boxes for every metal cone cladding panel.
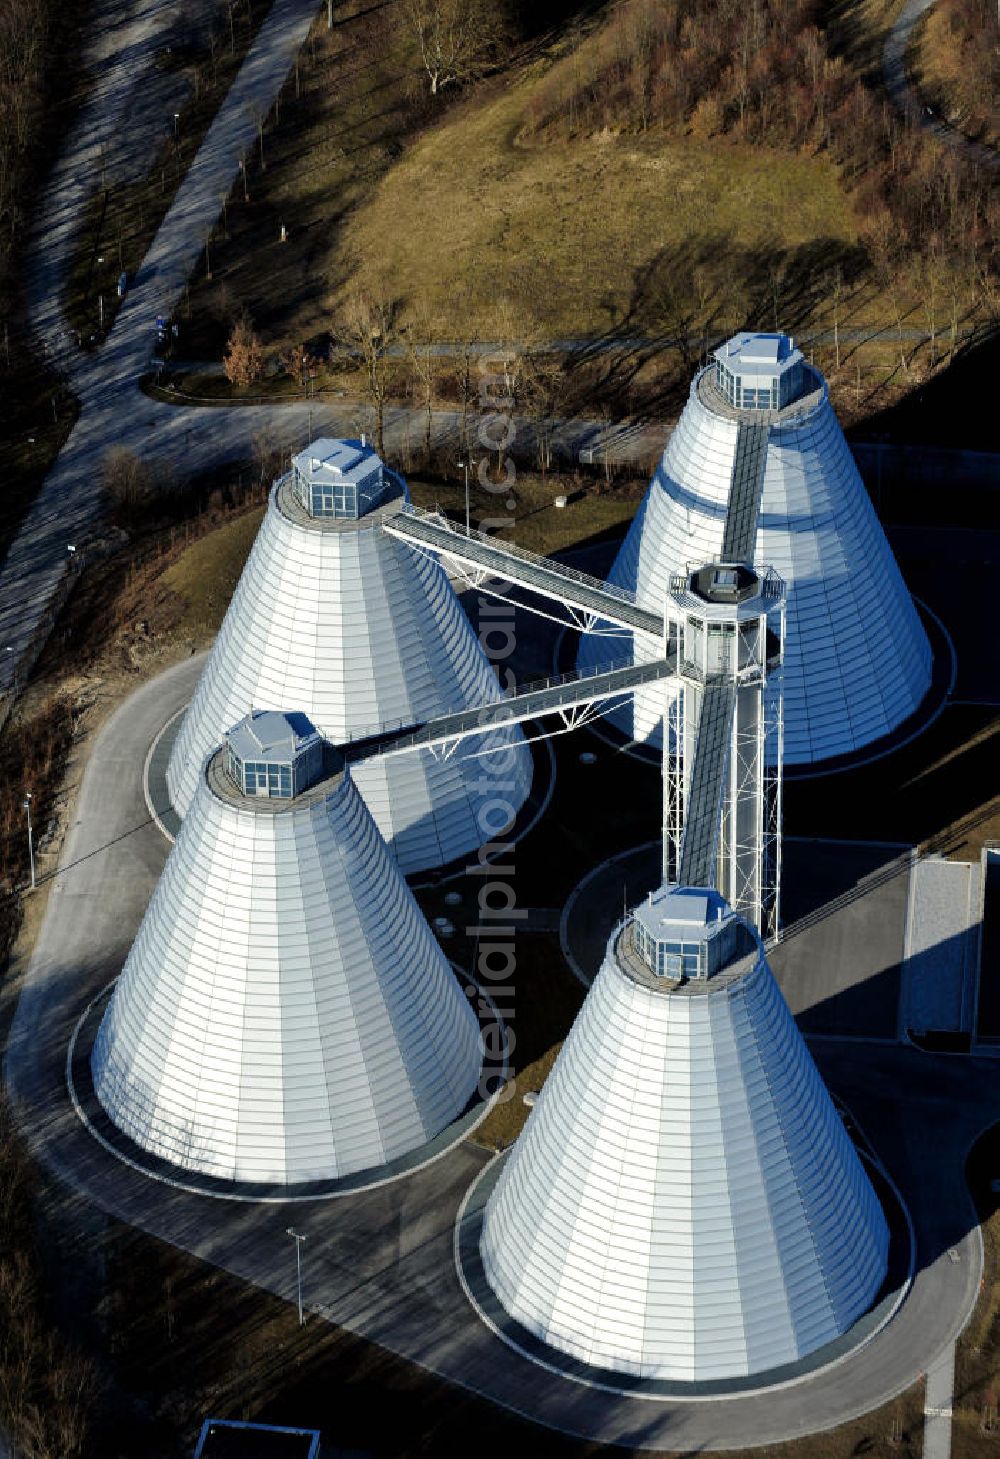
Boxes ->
[92,763,483,1184]
[166,479,532,872]
[578,364,931,763]
[480,938,888,1380]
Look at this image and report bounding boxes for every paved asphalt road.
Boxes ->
[163,317,975,376]
[882,0,999,171]
[24,0,199,376]
[4,654,997,1449]
[924,1342,957,1459]
[2,3,997,1435]
[0,0,324,703]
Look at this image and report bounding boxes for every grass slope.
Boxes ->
[160,505,265,639]
[187,3,863,355]
[337,75,857,338]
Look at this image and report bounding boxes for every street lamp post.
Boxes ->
[23,793,35,891]
[286,1227,306,1326]
[457,460,470,533]
[173,112,180,144]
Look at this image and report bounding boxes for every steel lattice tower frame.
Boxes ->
[661,565,786,939]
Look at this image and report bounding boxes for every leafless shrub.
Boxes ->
[102,447,155,523]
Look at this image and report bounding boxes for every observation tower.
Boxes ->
[166,439,532,873]
[578,332,931,764]
[480,885,889,1381]
[94,711,483,1185]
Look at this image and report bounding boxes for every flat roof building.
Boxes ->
[224,709,323,798]
[713,331,805,411]
[194,1420,320,1459]
[290,437,391,520]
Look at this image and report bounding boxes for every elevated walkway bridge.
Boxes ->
[343,654,679,763]
[379,462,775,922]
[382,504,663,637]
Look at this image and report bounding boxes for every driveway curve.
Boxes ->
[5,656,997,1450]
[882,0,999,170]
[0,0,324,711]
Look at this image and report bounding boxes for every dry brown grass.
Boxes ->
[159,505,266,640]
[169,0,989,437]
[407,469,643,553]
[179,0,865,355]
[0,695,77,966]
[335,83,858,339]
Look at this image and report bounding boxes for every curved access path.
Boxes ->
[5,655,997,1449]
[26,0,185,378]
[882,0,999,171]
[0,0,324,712]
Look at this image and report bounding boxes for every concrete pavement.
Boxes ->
[0,0,323,708]
[25,0,206,376]
[900,856,981,1038]
[4,655,996,1449]
[924,1342,956,1459]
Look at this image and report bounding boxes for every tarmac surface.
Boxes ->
[1,0,996,1440]
[4,654,998,1449]
[560,837,911,1040]
[882,0,999,171]
[1,0,325,706]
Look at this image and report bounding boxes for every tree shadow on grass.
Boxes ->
[556,233,871,422]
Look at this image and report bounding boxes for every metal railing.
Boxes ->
[272,468,410,532]
[343,653,678,761]
[695,364,826,428]
[337,655,637,749]
[386,502,642,609]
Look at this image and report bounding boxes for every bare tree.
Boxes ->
[251,428,282,488]
[921,242,946,369]
[862,207,912,379]
[404,0,507,95]
[647,269,701,374]
[331,292,400,456]
[480,297,529,474]
[456,334,477,456]
[222,316,265,388]
[523,346,571,474]
[404,307,441,461]
[828,265,843,372]
[102,447,154,521]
